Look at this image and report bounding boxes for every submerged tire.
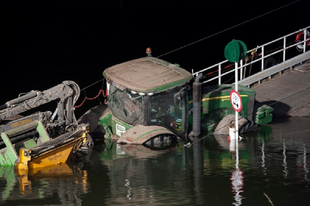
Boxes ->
[143,134,178,149]
[239,120,260,134]
[213,114,251,135]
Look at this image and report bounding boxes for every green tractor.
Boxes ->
[79,56,273,148]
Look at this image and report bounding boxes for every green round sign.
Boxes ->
[224,39,247,63]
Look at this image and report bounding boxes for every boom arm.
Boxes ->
[0,81,80,126]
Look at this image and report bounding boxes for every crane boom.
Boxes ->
[0,81,80,125]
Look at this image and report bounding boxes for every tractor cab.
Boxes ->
[100,57,192,146]
[107,83,189,137]
[94,55,273,147]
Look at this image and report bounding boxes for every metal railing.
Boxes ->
[192,25,310,85]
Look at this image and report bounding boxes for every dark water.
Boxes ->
[1,117,310,206]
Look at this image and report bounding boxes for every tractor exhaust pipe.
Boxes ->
[189,73,203,138]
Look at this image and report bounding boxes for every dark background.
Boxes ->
[1,0,309,116]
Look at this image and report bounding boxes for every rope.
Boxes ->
[73,78,107,108]
[74,89,108,108]
[80,79,105,91]
[157,0,300,58]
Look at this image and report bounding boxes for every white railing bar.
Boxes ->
[192,59,228,76]
[242,58,261,67]
[264,50,283,59]
[222,68,235,76]
[198,44,295,83]
[194,39,301,77]
[193,26,310,84]
[244,26,310,54]
[286,43,299,50]
[201,76,221,84]
[259,26,310,48]
[202,69,235,84]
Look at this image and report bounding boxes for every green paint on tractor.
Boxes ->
[93,56,273,145]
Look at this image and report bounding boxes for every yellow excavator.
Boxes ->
[0,81,91,174]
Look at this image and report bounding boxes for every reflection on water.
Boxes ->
[1,117,310,205]
[0,163,90,205]
[231,168,244,206]
[227,133,244,206]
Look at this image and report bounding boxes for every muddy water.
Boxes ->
[1,117,310,206]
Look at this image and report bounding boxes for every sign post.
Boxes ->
[224,39,247,167]
[230,90,242,142]
[234,61,238,143]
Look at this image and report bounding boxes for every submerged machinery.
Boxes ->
[80,56,273,148]
[0,81,90,171]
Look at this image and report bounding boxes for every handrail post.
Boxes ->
[218,64,221,85]
[283,37,286,62]
[240,59,243,80]
[261,46,264,71]
[304,29,307,53]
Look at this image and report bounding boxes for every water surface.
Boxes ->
[1,117,310,206]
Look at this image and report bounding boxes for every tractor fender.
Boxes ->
[117,144,169,158]
[213,114,258,135]
[117,125,177,145]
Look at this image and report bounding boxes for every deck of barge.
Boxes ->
[239,51,310,117]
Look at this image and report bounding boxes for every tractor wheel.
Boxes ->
[143,134,178,149]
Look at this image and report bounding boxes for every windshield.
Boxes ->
[148,87,188,137]
[108,85,143,125]
[108,85,188,137]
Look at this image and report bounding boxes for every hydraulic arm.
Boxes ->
[0,80,90,168]
[0,81,80,133]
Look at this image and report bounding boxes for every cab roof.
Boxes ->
[103,57,192,93]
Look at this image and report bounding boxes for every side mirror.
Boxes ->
[174,86,188,105]
[174,93,181,105]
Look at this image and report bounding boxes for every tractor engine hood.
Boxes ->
[117,125,178,147]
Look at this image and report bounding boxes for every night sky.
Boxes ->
[1,0,309,113]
